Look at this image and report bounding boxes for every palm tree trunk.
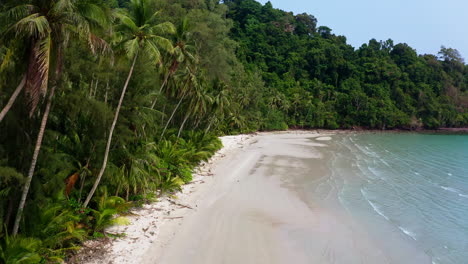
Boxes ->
[104,79,109,104]
[193,117,202,129]
[204,116,215,134]
[160,103,166,126]
[93,79,99,98]
[78,172,87,203]
[150,72,170,109]
[12,85,56,236]
[159,93,186,141]
[83,54,138,208]
[0,75,26,123]
[177,111,190,138]
[89,77,94,98]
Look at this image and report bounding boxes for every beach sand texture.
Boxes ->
[142,132,431,264]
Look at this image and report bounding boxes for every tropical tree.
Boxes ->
[150,17,197,109]
[0,0,109,122]
[5,0,109,236]
[204,84,230,134]
[83,0,175,208]
[159,64,196,140]
[177,74,212,137]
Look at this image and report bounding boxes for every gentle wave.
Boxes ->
[398,226,417,240]
[338,133,468,264]
[440,186,459,193]
[369,200,390,221]
[361,189,390,221]
[440,186,468,198]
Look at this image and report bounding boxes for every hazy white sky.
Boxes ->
[257,0,468,60]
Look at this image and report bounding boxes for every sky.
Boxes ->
[257,0,468,60]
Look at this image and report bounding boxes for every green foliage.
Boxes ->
[263,110,288,131]
[85,189,131,233]
[226,1,467,130]
[0,235,42,264]
[0,0,466,260]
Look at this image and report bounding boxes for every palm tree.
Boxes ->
[83,0,175,208]
[159,64,196,140]
[204,85,230,134]
[150,17,196,110]
[6,0,109,236]
[0,0,109,121]
[177,75,212,137]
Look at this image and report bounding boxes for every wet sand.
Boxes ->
[142,132,432,264]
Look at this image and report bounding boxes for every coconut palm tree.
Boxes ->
[83,0,175,208]
[150,17,197,110]
[177,75,212,137]
[5,0,109,236]
[159,64,196,140]
[204,84,230,134]
[0,0,109,122]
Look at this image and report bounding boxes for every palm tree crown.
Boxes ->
[2,0,108,114]
[113,0,175,63]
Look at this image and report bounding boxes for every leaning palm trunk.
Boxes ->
[12,84,56,236]
[150,72,170,109]
[83,54,138,208]
[177,111,190,138]
[0,75,26,123]
[160,103,166,126]
[150,59,180,110]
[159,92,186,141]
[142,73,170,132]
[204,115,215,134]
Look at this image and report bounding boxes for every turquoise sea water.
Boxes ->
[330,133,468,264]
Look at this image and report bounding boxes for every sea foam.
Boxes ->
[361,189,390,221]
[398,226,417,240]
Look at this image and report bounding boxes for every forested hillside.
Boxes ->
[0,0,467,262]
[225,0,468,130]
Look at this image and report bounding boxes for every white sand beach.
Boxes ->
[75,133,256,264]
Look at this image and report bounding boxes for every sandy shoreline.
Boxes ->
[73,133,257,264]
[75,131,431,264]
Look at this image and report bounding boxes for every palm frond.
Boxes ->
[72,13,92,40]
[152,36,173,53]
[53,0,74,14]
[124,38,139,59]
[0,236,42,264]
[143,40,161,65]
[25,34,51,114]
[88,33,111,55]
[115,13,139,33]
[151,21,176,35]
[14,13,50,39]
[4,4,36,21]
[147,10,161,25]
[75,2,109,29]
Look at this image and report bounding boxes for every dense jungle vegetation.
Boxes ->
[0,0,467,262]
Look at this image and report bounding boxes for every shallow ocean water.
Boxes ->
[324,133,468,264]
